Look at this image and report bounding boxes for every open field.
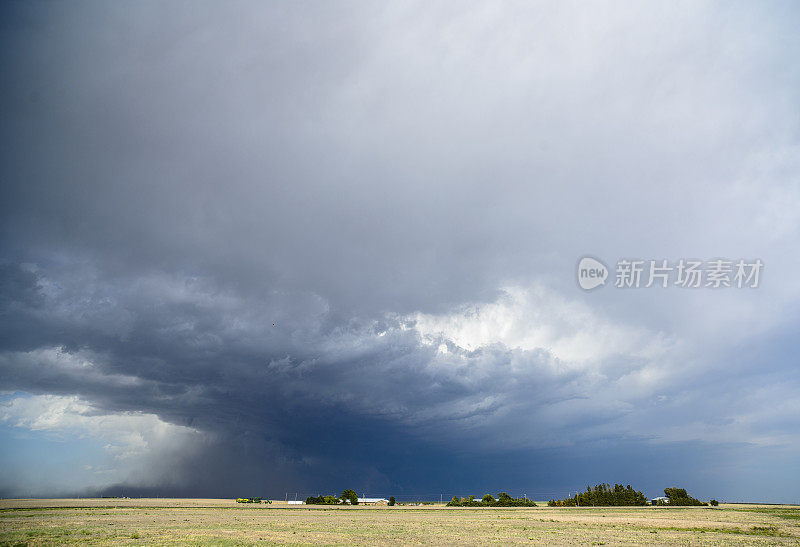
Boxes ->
[1,499,799,545]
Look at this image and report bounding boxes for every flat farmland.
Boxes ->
[1,499,798,545]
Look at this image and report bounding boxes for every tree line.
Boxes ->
[548,483,647,506]
[547,484,710,506]
[236,497,270,504]
[305,489,396,506]
[447,493,537,507]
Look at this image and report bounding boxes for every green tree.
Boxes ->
[664,487,688,500]
[388,496,396,506]
[550,483,646,507]
[340,489,358,505]
[664,487,706,506]
[482,494,495,504]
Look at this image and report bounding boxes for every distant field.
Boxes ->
[1,498,798,545]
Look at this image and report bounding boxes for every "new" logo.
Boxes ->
[577,257,608,290]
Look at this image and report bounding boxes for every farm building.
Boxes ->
[358,498,389,505]
[649,497,669,505]
[287,500,304,505]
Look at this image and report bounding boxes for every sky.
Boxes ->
[1,0,799,503]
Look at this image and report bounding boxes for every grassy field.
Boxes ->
[1,498,798,545]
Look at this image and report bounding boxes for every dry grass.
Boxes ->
[1,498,798,545]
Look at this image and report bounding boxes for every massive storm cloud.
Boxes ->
[1,1,799,502]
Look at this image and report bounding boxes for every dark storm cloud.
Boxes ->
[2,258,797,500]
[0,262,575,441]
[2,1,800,501]
[0,260,586,497]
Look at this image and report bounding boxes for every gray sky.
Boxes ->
[1,0,799,502]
